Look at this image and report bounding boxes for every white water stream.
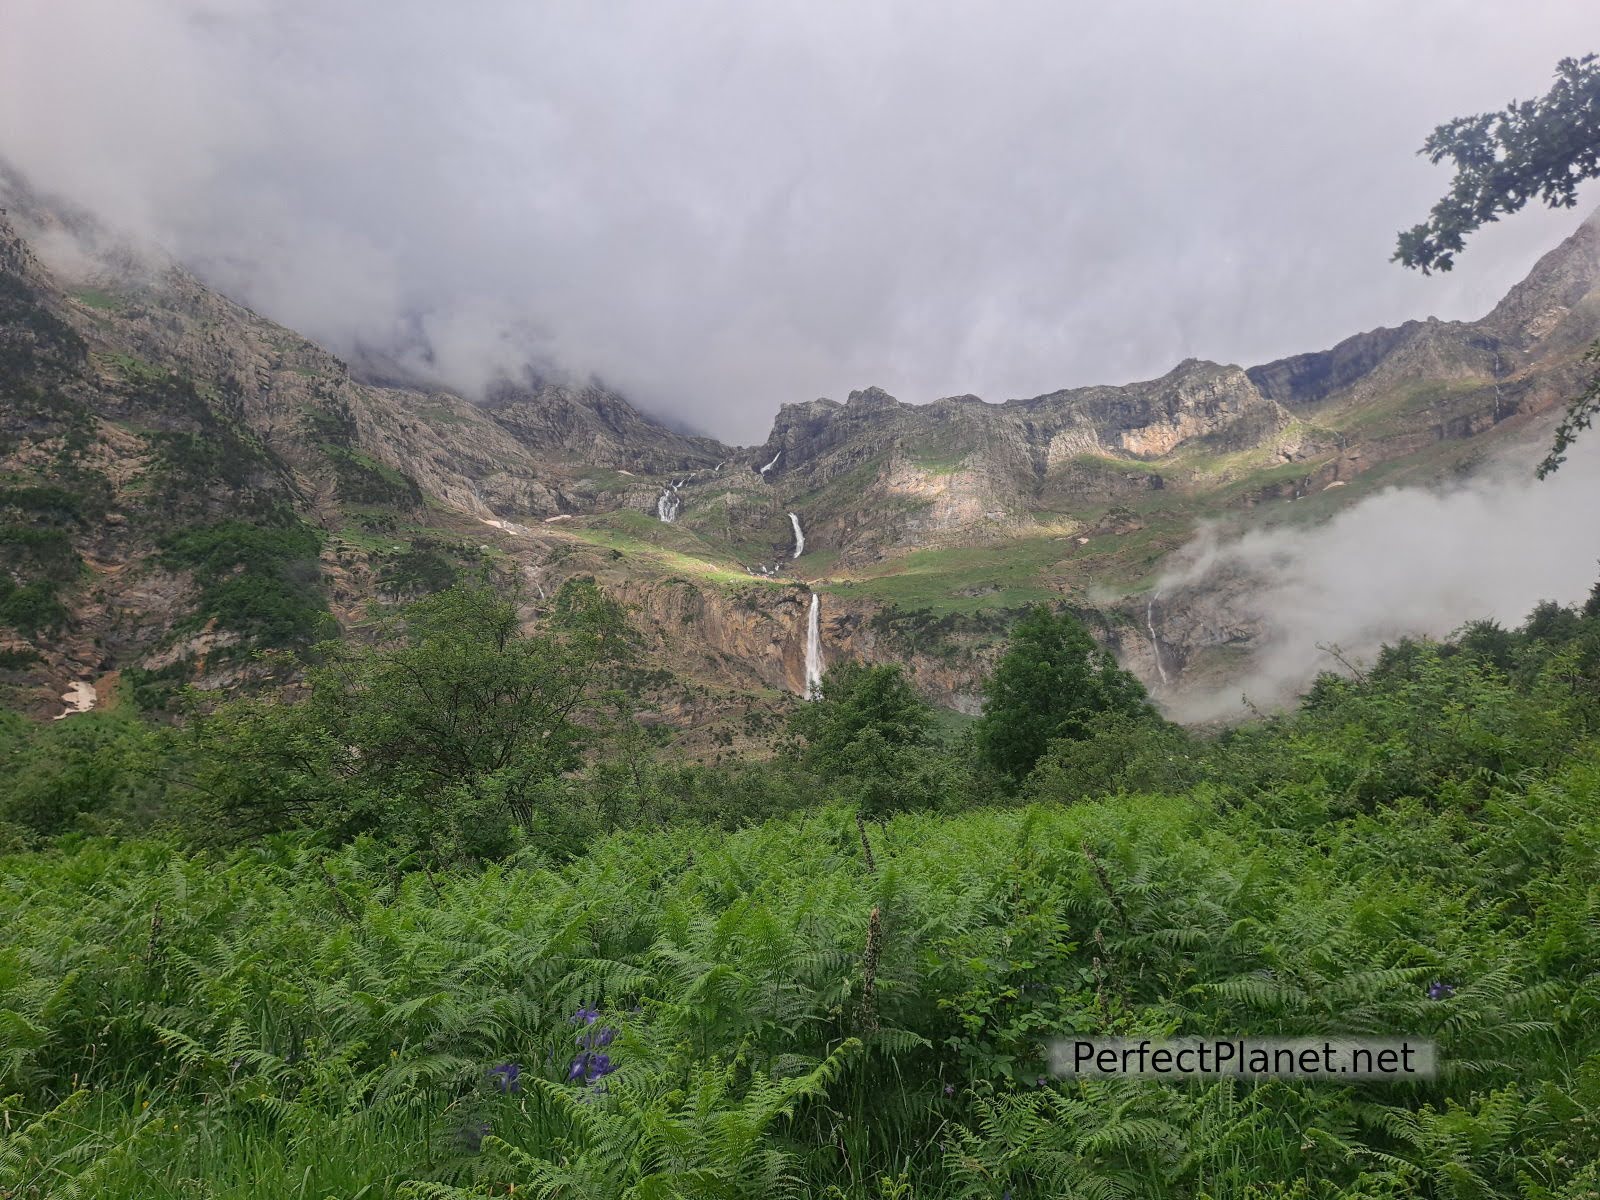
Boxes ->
[805,593,823,698]
[788,512,805,558]
[1146,593,1169,687]
[759,450,783,475]
[657,485,681,523]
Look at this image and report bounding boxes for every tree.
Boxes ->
[790,661,936,769]
[788,661,941,816]
[973,605,1154,785]
[1395,53,1600,476]
[184,577,636,860]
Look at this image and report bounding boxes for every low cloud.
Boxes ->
[1161,434,1600,722]
[3,1,1594,441]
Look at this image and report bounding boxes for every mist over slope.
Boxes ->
[1156,433,1600,722]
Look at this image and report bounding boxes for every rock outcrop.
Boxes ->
[4,167,1599,732]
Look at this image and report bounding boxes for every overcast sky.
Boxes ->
[3,1,1595,443]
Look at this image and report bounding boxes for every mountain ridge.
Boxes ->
[3,173,1598,734]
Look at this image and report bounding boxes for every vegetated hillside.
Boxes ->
[3,589,1599,1197]
[3,166,1599,730]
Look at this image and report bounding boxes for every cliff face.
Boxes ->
[3,172,1599,732]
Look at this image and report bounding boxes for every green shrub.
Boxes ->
[159,518,328,647]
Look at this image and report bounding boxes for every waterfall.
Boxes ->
[1146,592,1170,687]
[759,449,782,475]
[656,485,681,523]
[805,593,824,698]
[788,512,805,558]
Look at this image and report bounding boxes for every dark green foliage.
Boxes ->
[1394,53,1600,275]
[0,577,69,636]
[123,657,198,714]
[159,518,328,647]
[135,373,294,518]
[0,484,88,523]
[3,737,1600,1196]
[1394,53,1600,476]
[974,603,1154,783]
[303,400,423,508]
[867,604,1013,662]
[3,578,1600,1194]
[0,710,168,846]
[379,537,467,597]
[0,526,78,579]
[303,400,359,447]
[788,661,943,816]
[790,661,936,765]
[0,475,97,637]
[1023,709,1198,804]
[1539,341,1600,478]
[183,579,637,860]
[328,447,423,508]
[0,646,41,670]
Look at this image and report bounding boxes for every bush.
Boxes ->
[182,579,638,860]
[159,518,329,647]
[1023,709,1199,804]
[974,603,1154,784]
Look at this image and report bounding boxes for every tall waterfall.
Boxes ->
[788,512,805,558]
[656,485,681,523]
[804,593,824,698]
[1146,592,1169,687]
[759,449,783,475]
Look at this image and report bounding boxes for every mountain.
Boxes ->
[3,172,1598,736]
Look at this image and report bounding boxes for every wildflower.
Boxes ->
[943,1084,956,1098]
[565,1005,619,1085]
[568,1051,616,1084]
[1426,980,1456,1001]
[487,1062,522,1093]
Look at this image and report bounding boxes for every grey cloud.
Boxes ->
[2,0,1595,441]
[1159,434,1600,723]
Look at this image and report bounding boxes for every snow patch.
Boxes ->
[55,680,96,720]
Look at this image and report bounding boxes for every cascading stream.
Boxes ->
[759,449,783,475]
[1146,592,1170,687]
[805,593,824,698]
[788,512,805,558]
[656,485,680,523]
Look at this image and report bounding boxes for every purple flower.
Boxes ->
[487,1062,521,1093]
[1427,980,1456,1001]
[943,1083,956,1098]
[568,1051,617,1084]
[571,1005,601,1025]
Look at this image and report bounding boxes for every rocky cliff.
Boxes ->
[4,171,1598,733]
